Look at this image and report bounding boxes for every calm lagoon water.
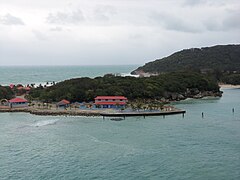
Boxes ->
[0,88,239,180]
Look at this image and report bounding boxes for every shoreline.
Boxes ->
[0,108,102,117]
[219,84,240,89]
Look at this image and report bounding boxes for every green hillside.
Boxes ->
[0,86,14,100]
[29,72,220,102]
[131,44,240,75]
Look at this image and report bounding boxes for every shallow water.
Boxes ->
[0,88,239,179]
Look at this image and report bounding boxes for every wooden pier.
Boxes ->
[101,109,186,118]
[0,107,186,118]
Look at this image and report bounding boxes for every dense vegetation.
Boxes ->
[132,45,240,74]
[0,86,14,100]
[221,74,240,85]
[29,72,220,102]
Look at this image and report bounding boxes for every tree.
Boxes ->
[135,99,143,112]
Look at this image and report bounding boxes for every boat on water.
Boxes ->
[110,117,124,121]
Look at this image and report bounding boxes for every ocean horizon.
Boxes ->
[0,65,139,86]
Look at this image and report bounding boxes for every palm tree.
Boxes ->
[148,104,154,111]
[136,100,143,112]
[130,102,136,111]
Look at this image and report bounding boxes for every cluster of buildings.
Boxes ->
[55,96,128,109]
[0,96,128,109]
[0,83,129,109]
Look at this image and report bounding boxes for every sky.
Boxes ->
[0,0,239,66]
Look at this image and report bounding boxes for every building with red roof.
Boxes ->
[9,97,28,108]
[9,84,15,89]
[56,99,70,108]
[94,96,128,109]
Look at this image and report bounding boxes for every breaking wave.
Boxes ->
[32,119,59,127]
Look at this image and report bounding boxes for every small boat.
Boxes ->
[110,117,124,121]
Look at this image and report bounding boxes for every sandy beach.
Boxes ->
[219,84,240,89]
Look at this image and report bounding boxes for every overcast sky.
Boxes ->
[0,0,239,66]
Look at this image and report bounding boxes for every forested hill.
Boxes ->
[29,72,221,102]
[131,45,240,75]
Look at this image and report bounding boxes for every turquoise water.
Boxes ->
[0,88,239,180]
[0,65,138,85]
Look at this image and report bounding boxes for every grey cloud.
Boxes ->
[94,5,117,22]
[204,10,240,31]
[128,34,143,40]
[46,9,84,24]
[222,11,240,30]
[32,30,48,41]
[150,12,202,33]
[0,13,25,25]
[183,0,232,7]
[183,0,207,6]
[204,20,222,31]
[49,27,63,32]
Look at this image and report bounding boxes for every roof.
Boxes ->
[25,87,31,91]
[9,98,28,103]
[95,102,126,105]
[94,96,127,100]
[57,99,70,105]
[9,84,14,89]
[17,87,31,91]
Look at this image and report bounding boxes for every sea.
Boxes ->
[0,66,240,180]
[0,65,139,86]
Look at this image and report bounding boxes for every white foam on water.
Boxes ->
[121,73,139,77]
[32,119,59,127]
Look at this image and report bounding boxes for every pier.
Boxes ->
[0,107,185,118]
[101,109,186,118]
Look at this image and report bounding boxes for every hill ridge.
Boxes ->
[131,44,240,75]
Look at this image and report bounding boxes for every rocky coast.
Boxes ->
[160,88,223,102]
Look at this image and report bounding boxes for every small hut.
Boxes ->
[56,99,70,108]
[72,102,81,109]
[9,84,15,89]
[9,98,28,108]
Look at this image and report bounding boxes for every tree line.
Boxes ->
[28,71,220,103]
[0,86,14,100]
